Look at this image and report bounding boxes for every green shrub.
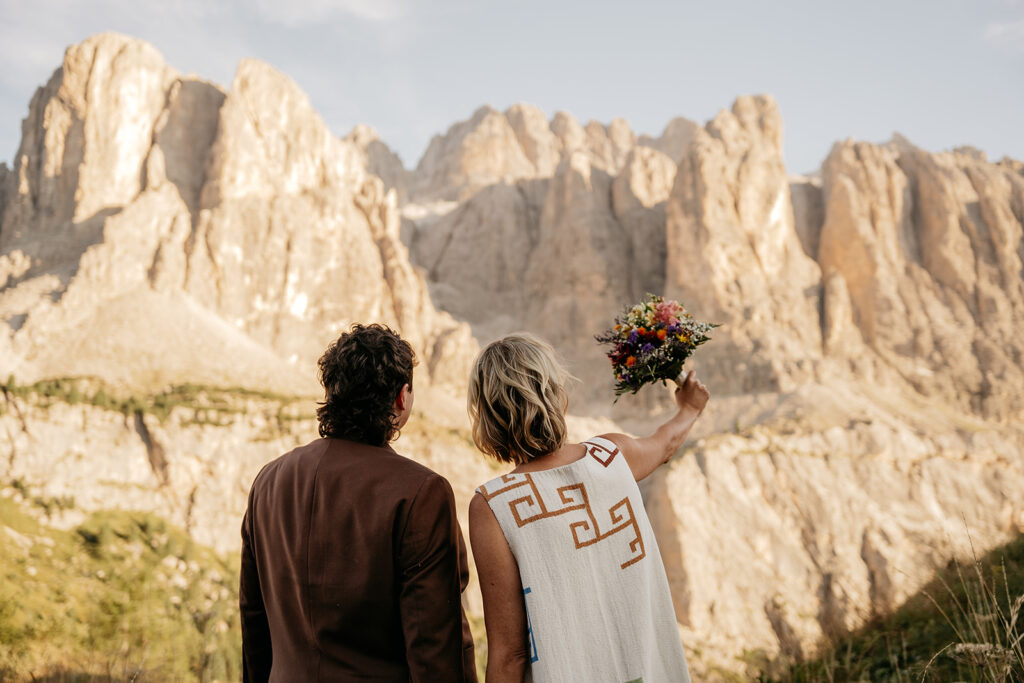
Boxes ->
[0,375,309,427]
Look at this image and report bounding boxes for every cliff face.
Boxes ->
[0,385,495,554]
[665,95,824,395]
[817,139,1024,419]
[643,384,1024,674]
[405,95,1024,423]
[0,33,475,395]
[3,33,1024,679]
[663,99,1024,415]
[407,104,679,402]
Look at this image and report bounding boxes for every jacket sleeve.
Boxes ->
[398,474,478,682]
[240,485,273,682]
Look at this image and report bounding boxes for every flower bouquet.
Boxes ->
[595,294,716,399]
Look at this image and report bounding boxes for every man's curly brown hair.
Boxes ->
[316,324,416,446]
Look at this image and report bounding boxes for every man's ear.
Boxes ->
[394,383,410,412]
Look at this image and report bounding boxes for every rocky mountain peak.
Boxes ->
[201,57,362,206]
[505,102,560,176]
[3,33,176,237]
[346,123,409,202]
[0,34,474,395]
[665,94,823,394]
[412,104,533,201]
[638,116,700,163]
[408,103,689,204]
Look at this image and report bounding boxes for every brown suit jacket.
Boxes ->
[240,438,477,682]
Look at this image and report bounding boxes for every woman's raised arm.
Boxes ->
[469,493,530,682]
[602,370,710,481]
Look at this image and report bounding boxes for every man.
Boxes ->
[240,324,476,682]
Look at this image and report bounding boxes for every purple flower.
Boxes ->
[628,330,639,344]
[641,343,655,354]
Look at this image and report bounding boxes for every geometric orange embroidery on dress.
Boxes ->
[585,440,619,467]
[479,471,646,570]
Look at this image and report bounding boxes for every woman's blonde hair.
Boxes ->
[468,333,571,465]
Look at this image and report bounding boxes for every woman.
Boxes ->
[468,333,709,682]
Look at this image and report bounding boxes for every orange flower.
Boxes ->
[637,327,646,335]
[625,356,636,367]
[656,329,667,341]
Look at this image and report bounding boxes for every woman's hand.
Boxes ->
[675,370,710,415]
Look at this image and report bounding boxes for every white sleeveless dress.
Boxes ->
[477,436,691,683]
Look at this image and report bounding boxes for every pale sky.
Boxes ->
[0,0,1021,175]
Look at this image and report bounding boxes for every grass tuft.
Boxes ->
[774,533,1024,682]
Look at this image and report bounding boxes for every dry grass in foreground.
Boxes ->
[775,532,1024,682]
